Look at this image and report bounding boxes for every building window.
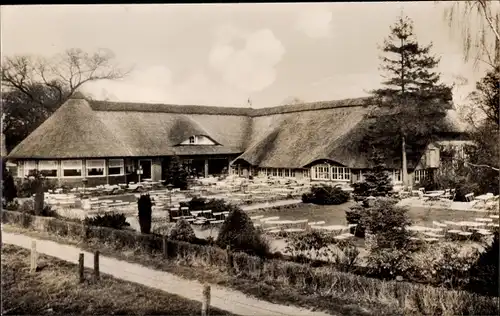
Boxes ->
[86,159,105,177]
[312,164,330,180]
[189,136,196,144]
[24,161,37,177]
[311,164,351,181]
[330,166,350,181]
[303,169,310,179]
[393,169,402,183]
[414,169,427,183]
[277,168,283,177]
[284,169,290,177]
[17,163,24,178]
[38,160,58,178]
[61,160,82,177]
[108,159,124,176]
[291,169,296,177]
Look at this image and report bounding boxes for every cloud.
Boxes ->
[296,9,333,38]
[82,65,174,104]
[208,28,285,92]
[81,65,249,107]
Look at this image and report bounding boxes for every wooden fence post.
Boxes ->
[201,284,211,316]
[94,251,100,282]
[163,235,168,258]
[226,245,233,274]
[30,240,37,274]
[79,253,84,283]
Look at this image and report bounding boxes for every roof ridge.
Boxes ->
[88,97,373,116]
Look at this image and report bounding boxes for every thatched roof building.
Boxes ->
[7,93,468,185]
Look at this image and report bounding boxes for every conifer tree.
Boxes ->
[367,15,453,189]
[362,149,394,197]
[165,156,189,190]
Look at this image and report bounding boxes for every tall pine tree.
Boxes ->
[368,15,453,189]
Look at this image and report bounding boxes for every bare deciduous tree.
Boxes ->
[1,48,131,152]
[442,1,500,68]
[1,48,130,106]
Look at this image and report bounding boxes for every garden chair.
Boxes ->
[465,193,475,202]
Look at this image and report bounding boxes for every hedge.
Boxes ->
[2,210,497,316]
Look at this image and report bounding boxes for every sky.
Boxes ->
[0,2,491,109]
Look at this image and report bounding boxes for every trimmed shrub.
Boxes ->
[304,184,350,205]
[216,207,271,257]
[301,192,314,203]
[83,212,130,230]
[169,219,196,243]
[137,194,153,234]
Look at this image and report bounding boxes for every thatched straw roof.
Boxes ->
[234,104,468,169]
[7,94,468,166]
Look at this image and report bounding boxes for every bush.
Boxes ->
[351,181,370,198]
[284,230,335,262]
[216,207,271,257]
[361,198,419,279]
[345,204,366,238]
[468,232,499,296]
[169,219,196,242]
[454,182,480,202]
[333,240,360,272]
[15,172,58,198]
[5,200,19,211]
[366,248,415,280]
[304,184,350,205]
[301,192,314,203]
[137,194,153,234]
[431,245,479,289]
[18,199,58,217]
[2,160,17,206]
[83,212,130,230]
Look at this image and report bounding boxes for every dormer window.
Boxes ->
[179,135,217,146]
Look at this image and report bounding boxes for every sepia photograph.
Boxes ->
[1,2,499,315]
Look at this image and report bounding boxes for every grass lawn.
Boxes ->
[1,243,233,316]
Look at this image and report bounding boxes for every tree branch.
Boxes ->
[464,161,500,171]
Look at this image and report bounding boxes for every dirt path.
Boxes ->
[2,231,333,316]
